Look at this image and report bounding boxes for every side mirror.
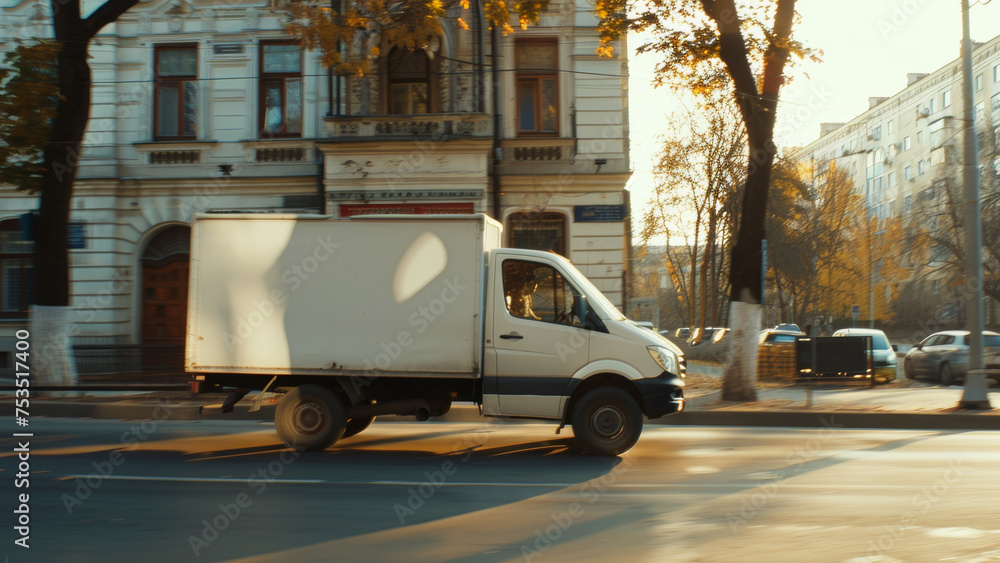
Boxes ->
[573,294,588,326]
[573,294,606,332]
[891,344,899,352]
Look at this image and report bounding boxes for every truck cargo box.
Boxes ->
[186,214,500,378]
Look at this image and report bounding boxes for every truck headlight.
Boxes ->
[647,346,679,376]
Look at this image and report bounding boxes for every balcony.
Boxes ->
[323,113,491,139]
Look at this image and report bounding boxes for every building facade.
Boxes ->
[0,0,632,373]
[792,34,1000,326]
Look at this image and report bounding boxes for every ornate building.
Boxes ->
[0,0,633,374]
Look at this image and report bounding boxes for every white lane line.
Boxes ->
[57,475,577,487]
[56,475,1000,492]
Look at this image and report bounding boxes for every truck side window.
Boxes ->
[502,260,582,327]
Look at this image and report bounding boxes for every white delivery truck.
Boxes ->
[187,213,684,455]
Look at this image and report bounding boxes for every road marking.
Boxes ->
[58,474,577,487]
[56,475,1000,492]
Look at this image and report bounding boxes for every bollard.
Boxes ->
[958,369,994,410]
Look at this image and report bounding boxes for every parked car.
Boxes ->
[685,327,730,346]
[673,327,691,339]
[774,323,802,333]
[832,328,897,383]
[903,330,1000,385]
[759,328,805,346]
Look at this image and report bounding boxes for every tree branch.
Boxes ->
[82,0,139,38]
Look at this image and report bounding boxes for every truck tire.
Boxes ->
[275,385,347,451]
[570,387,642,456]
[342,416,375,439]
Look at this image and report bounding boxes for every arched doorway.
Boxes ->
[140,225,190,373]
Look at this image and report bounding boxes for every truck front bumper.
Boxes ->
[635,372,685,419]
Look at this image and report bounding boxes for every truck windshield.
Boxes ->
[554,258,626,321]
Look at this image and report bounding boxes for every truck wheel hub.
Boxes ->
[293,402,326,434]
[591,406,624,439]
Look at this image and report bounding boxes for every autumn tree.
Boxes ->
[0,41,60,193]
[283,0,555,75]
[767,159,906,330]
[602,0,816,399]
[641,104,745,341]
[764,158,817,325]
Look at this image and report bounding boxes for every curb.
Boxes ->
[25,401,1000,431]
[655,409,1000,430]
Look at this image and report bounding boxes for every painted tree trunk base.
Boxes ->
[721,301,762,402]
[30,305,79,396]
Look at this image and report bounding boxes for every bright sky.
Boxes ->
[626,0,1000,241]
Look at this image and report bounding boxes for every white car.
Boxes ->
[832,328,897,383]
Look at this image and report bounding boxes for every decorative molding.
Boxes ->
[324,113,491,138]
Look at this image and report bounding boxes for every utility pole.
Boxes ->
[958,0,988,409]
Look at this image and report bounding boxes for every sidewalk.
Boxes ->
[10,381,1000,431]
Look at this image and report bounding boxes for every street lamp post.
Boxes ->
[958,0,988,409]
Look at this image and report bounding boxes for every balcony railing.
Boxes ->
[500,138,575,164]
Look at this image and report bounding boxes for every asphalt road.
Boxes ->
[2,417,999,563]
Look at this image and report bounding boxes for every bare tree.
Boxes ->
[641,104,745,341]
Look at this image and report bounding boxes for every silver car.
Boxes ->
[903,330,1000,385]
[832,328,897,383]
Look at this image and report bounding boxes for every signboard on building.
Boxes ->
[339,203,474,217]
[574,204,626,222]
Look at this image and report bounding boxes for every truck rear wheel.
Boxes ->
[342,416,375,439]
[571,387,642,456]
[275,385,347,451]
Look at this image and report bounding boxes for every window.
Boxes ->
[508,211,566,255]
[259,43,302,137]
[871,125,881,141]
[917,131,922,143]
[887,119,894,134]
[929,97,935,114]
[992,92,1000,111]
[994,64,1000,83]
[903,136,911,151]
[387,47,431,114]
[154,45,197,139]
[942,90,951,108]
[976,74,984,91]
[904,165,911,180]
[0,219,33,317]
[887,171,896,188]
[918,159,926,175]
[515,39,559,135]
[904,194,912,214]
[501,260,582,327]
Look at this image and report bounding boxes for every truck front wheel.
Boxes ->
[275,385,347,451]
[571,387,642,456]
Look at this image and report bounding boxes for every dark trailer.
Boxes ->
[796,336,875,385]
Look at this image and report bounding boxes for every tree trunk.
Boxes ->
[31,0,141,386]
[721,300,762,400]
[721,116,777,401]
[30,29,93,387]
